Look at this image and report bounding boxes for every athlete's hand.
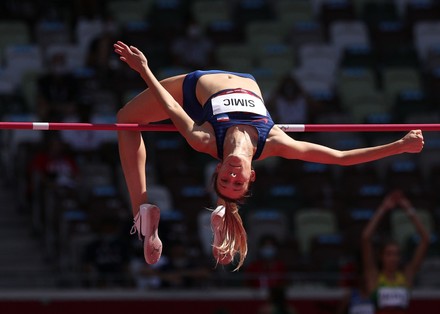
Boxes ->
[395,191,414,211]
[400,130,424,153]
[378,191,399,213]
[114,41,148,74]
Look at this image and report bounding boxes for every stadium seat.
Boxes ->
[381,66,422,107]
[360,0,399,26]
[275,0,315,27]
[191,0,232,28]
[294,69,334,95]
[108,0,151,24]
[417,257,440,288]
[215,43,255,72]
[371,21,411,55]
[35,21,71,49]
[392,90,430,122]
[319,0,356,28]
[287,21,325,49]
[347,90,387,122]
[0,21,29,54]
[246,209,289,260]
[294,208,338,256]
[245,20,285,49]
[298,43,340,75]
[391,209,434,249]
[337,67,378,110]
[403,0,440,30]
[329,20,370,54]
[147,183,174,212]
[413,21,440,62]
[233,0,274,24]
[385,158,424,193]
[341,45,377,68]
[3,44,43,86]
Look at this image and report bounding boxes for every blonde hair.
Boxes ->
[211,167,254,270]
[214,199,248,271]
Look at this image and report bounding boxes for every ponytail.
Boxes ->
[214,199,248,271]
[211,170,254,270]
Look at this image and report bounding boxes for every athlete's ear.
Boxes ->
[250,169,256,182]
[215,162,222,172]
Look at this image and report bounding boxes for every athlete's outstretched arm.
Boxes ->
[268,128,424,165]
[398,193,430,287]
[361,192,397,294]
[114,41,213,154]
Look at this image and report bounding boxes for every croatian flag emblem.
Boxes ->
[216,114,230,122]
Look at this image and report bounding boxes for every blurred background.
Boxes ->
[0,0,439,313]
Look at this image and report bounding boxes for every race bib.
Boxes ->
[349,303,375,314]
[378,287,409,308]
[211,93,266,116]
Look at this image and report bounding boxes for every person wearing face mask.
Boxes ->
[245,235,288,290]
[113,41,424,271]
[361,191,430,314]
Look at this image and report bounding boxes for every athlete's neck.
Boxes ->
[382,270,399,281]
[223,125,256,159]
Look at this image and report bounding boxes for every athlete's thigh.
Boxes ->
[118,74,186,123]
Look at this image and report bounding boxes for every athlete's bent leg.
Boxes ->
[117,74,185,264]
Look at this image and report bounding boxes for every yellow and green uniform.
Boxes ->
[371,272,410,314]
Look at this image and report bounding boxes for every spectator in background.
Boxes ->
[28,133,78,190]
[258,286,297,314]
[337,256,374,314]
[82,215,130,288]
[60,100,103,154]
[245,235,288,290]
[266,74,318,124]
[37,52,79,121]
[157,240,211,289]
[362,191,430,314]
[170,20,214,69]
[85,19,120,85]
[129,238,162,289]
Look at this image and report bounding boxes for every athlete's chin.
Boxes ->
[224,154,244,165]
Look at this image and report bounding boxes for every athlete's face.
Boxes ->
[216,155,255,200]
[381,243,401,272]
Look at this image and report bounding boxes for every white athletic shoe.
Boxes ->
[211,205,233,265]
[130,204,162,264]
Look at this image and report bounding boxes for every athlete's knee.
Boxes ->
[116,106,130,123]
[116,104,144,124]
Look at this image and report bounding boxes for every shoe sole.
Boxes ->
[141,204,162,264]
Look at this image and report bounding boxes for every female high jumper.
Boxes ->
[113,41,424,270]
[362,190,429,313]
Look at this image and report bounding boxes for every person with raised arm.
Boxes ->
[114,41,424,270]
[362,191,430,313]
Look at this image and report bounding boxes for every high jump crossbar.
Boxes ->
[0,122,439,132]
